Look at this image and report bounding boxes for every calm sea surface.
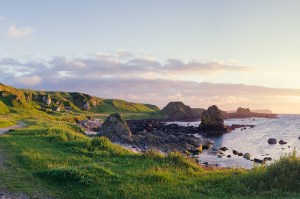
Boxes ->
[170,115,300,169]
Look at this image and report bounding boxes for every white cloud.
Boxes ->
[6,24,33,39]
[16,75,42,86]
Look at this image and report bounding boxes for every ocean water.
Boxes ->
[170,115,300,169]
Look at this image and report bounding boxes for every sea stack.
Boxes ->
[97,113,132,143]
[200,105,229,135]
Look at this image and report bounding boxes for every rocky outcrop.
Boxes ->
[161,102,204,121]
[97,114,210,153]
[200,105,229,134]
[243,153,251,160]
[223,107,277,119]
[279,140,287,145]
[268,138,277,144]
[132,130,207,152]
[97,113,132,143]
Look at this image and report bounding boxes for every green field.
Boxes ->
[0,119,299,198]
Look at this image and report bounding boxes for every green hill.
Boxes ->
[0,83,159,115]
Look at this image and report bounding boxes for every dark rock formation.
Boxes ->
[219,147,228,151]
[229,124,255,131]
[238,152,243,156]
[268,138,277,144]
[132,130,207,152]
[222,107,277,119]
[200,105,228,134]
[254,158,265,164]
[236,107,251,115]
[233,150,239,155]
[243,153,251,160]
[279,140,287,145]
[264,157,272,161]
[98,114,210,153]
[97,113,132,143]
[161,101,204,121]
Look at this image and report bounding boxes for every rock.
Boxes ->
[227,155,231,158]
[202,144,210,150]
[219,147,228,151]
[46,95,51,106]
[268,138,277,144]
[238,152,243,156]
[279,140,287,145]
[189,149,200,155]
[200,105,228,134]
[243,153,251,160]
[161,102,204,120]
[264,157,272,161]
[233,150,239,155]
[217,154,222,158]
[55,106,61,112]
[254,158,265,164]
[97,113,132,143]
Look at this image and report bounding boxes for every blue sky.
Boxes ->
[1,1,300,113]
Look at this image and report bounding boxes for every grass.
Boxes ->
[0,119,299,198]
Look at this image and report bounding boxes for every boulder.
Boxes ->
[200,105,228,134]
[97,113,132,143]
[219,147,228,151]
[233,150,239,155]
[254,158,265,164]
[189,149,200,155]
[227,155,231,158]
[243,153,251,160]
[268,138,277,144]
[238,152,243,156]
[279,140,287,145]
[264,157,272,161]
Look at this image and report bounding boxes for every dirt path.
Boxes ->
[0,122,26,135]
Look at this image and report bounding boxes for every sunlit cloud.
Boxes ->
[0,52,299,113]
[5,24,33,39]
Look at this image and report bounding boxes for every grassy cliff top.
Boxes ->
[0,83,159,117]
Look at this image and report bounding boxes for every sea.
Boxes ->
[169,115,300,169]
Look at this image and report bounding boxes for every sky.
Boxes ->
[1,0,300,113]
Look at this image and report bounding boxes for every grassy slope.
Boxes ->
[0,120,299,199]
[0,83,159,116]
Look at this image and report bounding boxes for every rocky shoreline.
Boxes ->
[87,107,258,157]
